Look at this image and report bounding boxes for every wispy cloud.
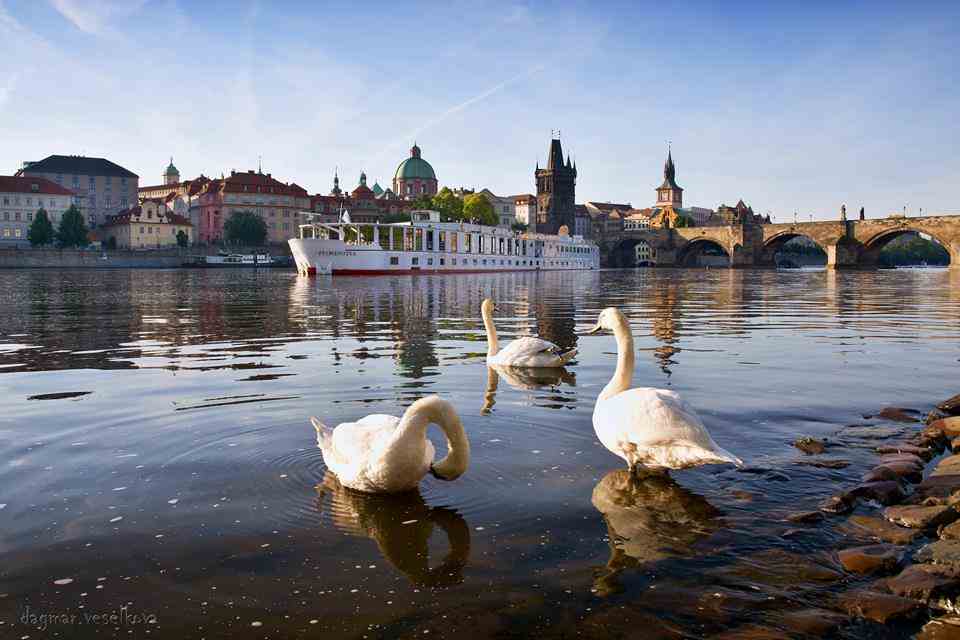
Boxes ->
[372,64,546,164]
[49,0,147,36]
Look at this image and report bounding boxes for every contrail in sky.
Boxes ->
[371,63,546,164]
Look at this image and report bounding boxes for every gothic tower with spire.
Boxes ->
[535,137,577,235]
[655,147,683,208]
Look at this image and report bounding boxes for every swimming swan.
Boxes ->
[585,307,742,473]
[482,298,576,368]
[311,395,470,493]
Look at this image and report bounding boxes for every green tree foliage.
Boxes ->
[511,222,528,233]
[176,230,189,248]
[223,210,267,246]
[105,236,117,250]
[56,205,89,248]
[27,208,55,246]
[411,195,434,210]
[880,234,949,267]
[463,193,498,226]
[431,187,463,222]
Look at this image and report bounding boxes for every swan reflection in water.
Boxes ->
[591,469,721,596]
[315,472,471,587]
[481,365,576,415]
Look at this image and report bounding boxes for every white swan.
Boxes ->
[311,395,470,493]
[482,298,576,368]
[585,307,742,473]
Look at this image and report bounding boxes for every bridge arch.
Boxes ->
[860,226,952,267]
[760,231,828,268]
[677,238,730,267]
[610,237,660,267]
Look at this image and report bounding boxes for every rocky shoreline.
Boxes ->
[788,393,960,637]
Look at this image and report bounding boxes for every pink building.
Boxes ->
[197,170,310,245]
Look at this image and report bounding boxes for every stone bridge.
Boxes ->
[599,214,960,269]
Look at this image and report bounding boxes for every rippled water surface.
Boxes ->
[1,268,959,638]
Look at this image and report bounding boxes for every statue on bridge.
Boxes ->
[859,206,865,221]
[840,204,847,222]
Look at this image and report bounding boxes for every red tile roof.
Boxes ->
[217,170,309,196]
[0,175,74,196]
[102,206,192,228]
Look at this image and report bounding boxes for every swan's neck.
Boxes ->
[396,397,470,479]
[482,306,499,357]
[600,317,634,401]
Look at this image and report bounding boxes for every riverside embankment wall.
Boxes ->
[0,247,292,269]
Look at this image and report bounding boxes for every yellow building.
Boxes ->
[101,199,193,249]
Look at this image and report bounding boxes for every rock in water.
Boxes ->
[837,590,924,623]
[837,544,903,575]
[844,515,921,545]
[939,394,960,417]
[916,616,960,640]
[793,437,826,455]
[916,540,960,570]
[849,481,906,506]
[877,407,922,423]
[886,564,960,605]
[884,505,960,530]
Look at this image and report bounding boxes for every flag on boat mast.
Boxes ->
[340,210,351,224]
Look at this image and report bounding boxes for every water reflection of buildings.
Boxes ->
[316,473,470,587]
[591,469,720,596]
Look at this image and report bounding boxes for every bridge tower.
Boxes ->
[535,137,577,235]
[655,147,683,209]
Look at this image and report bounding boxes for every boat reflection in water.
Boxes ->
[315,472,471,587]
[591,469,721,596]
[481,365,576,414]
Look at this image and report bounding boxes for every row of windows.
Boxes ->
[1,196,65,208]
[225,195,303,205]
[386,255,590,269]
[56,175,130,189]
[2,227,24,238]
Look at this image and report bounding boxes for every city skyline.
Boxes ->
[1,1,958,220]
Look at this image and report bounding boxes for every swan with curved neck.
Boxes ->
[311,395,470,493]
[482,298,577,368]
[585,307,742,473]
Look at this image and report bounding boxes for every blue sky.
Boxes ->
[0,0,957,220]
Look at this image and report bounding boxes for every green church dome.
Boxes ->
[393,144,436,181]
[165,157,179,176]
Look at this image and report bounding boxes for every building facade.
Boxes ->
[0,176,74,245]
[393,144,438,200]
[535,138,577,235]
[311,172,412,224]
[18,155,139,229]
[101,199,193,249]
[196,170,310,245]
[514,194,536,230]
[139,159,211,238]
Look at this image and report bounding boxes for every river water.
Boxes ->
[1,268,958,638]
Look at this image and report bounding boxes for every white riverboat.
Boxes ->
[289,210,599,276]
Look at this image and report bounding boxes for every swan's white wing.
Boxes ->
[594,388,740,469]
[327,415,400,468]
[490,337,575,367]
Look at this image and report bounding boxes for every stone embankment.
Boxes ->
[799,392,960,636]
[0,246,293,269]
